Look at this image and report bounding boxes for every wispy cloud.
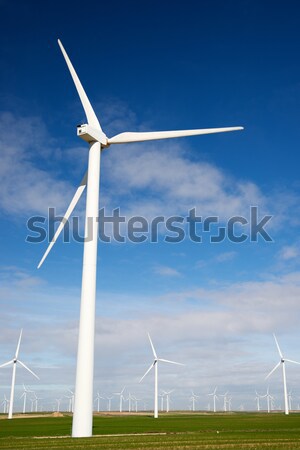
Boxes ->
[278,245,300,261]
[154,265,182,277]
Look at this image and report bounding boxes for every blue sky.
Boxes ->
[1,0,300,412]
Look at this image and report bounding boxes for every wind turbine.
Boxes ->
[190,390,199,412]
[288,391,293,411]
[1,395,9,414]
[159,392,165,411]
[264,387,273,413]
[94,391,104,413]
[33,392,43,412]
[208,387,218,413]
[20,384,33,414]
[0,329,39,419]
[127,392,135,413]
[162,389,173,413]
[56,398,62,412]
[113,386,126,413]
[67,389,75,413]
[107,396,113,412]
[265,333,300,415]
[254,390,265,412]
[37,39,243,438]
[132,395,141,412]
[219,391,229,412]
[139,333,184,418]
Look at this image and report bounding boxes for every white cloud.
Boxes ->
[278,245,300,261]
[103,142,266,222]
[154,265,182,277]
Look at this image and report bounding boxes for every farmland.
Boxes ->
[1,412,300,449]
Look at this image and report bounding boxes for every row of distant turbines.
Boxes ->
[1,329,300,419]
[2,384,300,415]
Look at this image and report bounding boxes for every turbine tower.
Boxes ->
[38,39,243,437]
[162,389,173,412]
[139,333,183,418]
[190,390,199,412]
[0,329,39,419]
[208,387,218,413]
[113,386,126,413]
[20,384,33,414]
[265,334,300,415]
[254,390,265,412]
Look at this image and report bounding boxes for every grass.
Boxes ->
[0,412,300,449]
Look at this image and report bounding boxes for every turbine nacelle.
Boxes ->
[77,124,108,146]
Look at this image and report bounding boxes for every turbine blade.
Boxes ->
[158,358,185,366]
[0,359,14,368]
[139,363,154,383]
[147,333,157,359]
[15,329,23,359]
[37,172,87,268]
[265,361,281,380]
[107,127,243,145]
[285,358,300,365]
[273,333,283,358]
[57,40,101,131]
[18,360,40,380]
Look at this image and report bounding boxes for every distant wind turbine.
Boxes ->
[264,387,274,413]
[126,392,137,413]
[56,398,62,412]
[139,333,184,418]
[37,39,243,438]
[1,395,9,414]
[254,390,265,412]
[94,391,104,413]
[107,396,113,412]
[265,334,300,415]
[162,389,173,413]
[219,391,229,412]
[0,329,39,419]
[113,386,126,413]
[190,390,199,412]
[288,391,293,411]
[208,387,218,413]
[20,384,33,414]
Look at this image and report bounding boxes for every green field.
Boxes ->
[1,412,300,449]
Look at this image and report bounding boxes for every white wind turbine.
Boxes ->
[56,398,62,412]
[107,396,113,412]
[219,391,229,412]
[37,39,243,438]
[1,395,9,414]
[94,391,104,413]
[190,390,199,412]
[67,389,75,413]
[113,386,126,413]
[288,391,293,411]
[159,392,165,411]
[265,334,300,415]
[208,387,218,413]
[264,387,273,413]
[162,389,173,413]
[0,329,39,419]
[127,392,135,413]
[139,333,184,418]
[20,384,33,414]
[254,390,265,412]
